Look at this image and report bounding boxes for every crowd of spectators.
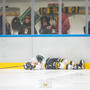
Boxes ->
[0,7,71,35]
[1,11,89,35]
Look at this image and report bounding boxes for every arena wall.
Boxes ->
[0,36,90,63]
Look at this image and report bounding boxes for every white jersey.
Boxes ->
[30,58,46,70]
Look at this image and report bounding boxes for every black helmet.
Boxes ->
[36,55,44,63]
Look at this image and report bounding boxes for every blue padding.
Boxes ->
[0,34,90,37]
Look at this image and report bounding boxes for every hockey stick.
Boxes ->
[0,65,24,69]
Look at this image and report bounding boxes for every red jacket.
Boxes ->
[55,13,70,34]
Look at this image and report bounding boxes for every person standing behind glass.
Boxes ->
[39,17,52,34]
[55,11,70,34]
[6,20,11,34]
[0,16,11,35]
[19,16,37,34]
[84,21,90,34]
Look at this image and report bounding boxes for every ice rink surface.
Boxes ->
[0,69,90,90]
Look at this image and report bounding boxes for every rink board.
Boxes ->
[0,35,90,69]
[0,36,90,62]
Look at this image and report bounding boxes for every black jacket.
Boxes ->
[84,21,90,34]
[6,22,11,34]
[19,22,37,34]
[0,22,11,35]
[0,16,2,34]
[11,17,21,31]
[39,25,52,34]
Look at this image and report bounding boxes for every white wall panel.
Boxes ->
[0,37,90,62]
[0,37,33,62]
[33,37,90,62]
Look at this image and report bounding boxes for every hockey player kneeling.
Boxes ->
[24,55,85,70]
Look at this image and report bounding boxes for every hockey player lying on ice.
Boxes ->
[24,55,85,70]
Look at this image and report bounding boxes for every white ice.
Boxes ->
[0,69,90,90]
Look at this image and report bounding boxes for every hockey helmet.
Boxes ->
[36,55,44,63]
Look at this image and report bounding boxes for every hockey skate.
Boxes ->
[79,60,85,69]
[72,60,85,70]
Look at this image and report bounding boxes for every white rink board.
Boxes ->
[33,37,90,62]
[0,37,33,62]
[0,37,90,62]
[0,69,90,90]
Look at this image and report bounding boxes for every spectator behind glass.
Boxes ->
[84,21,90,34]
[6,20,11,34]
[19,16,37,34]
[55,11,70,34]
[0,16,11,35]
[39,17,52,34]
[0,15,2,34]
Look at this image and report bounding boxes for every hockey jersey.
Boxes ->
[30,58,46,70]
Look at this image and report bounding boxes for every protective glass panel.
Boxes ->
[62,0,85,34]
[5,0,31,35]
[0,0,3,35]
[34,0,59,34]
